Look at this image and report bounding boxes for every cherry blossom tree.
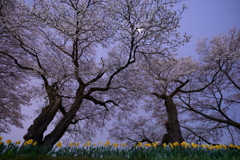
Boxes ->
[0,0,32,134]
[179,27,240,144]
[109,28,240,146]
[108,55,199,144]
[0,0,189,148]
[138,56,199,144]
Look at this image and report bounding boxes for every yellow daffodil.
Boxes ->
[93,144,97,146]
[86,141,91,146]
[207,146,213,150]
[152,142,158,148]
[104,141,111,146]
[181,142,189,148]
[69,142,74,146]
[99,141,102,145]
[229,144,235,148]
[113,143,118,148]
[191,142,198,148]
[173,142,179,146]
[120,143,127,147]
[23,141,28,146]
[75,143,79,146]
[219,144,227,149]
[15,141,21,145]
[27,139,33,145]
[0,136,2,141]
[6,139,12,145]
[214,145,220,150]
[201,144,206,148]
[33,142,37,146]
[163,143,167,148]
[236,145,240,150]
[56,142,62,147]
[169,143,174,149]
[137,142,142,147]
[0,141,3,145]
[144,143,152,147]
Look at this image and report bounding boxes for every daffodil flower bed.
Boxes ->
[0,136,239,160]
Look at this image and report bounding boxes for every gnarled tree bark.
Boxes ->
[23,83,62,145]
[164,95,184,143]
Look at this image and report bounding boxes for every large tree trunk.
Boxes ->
[23,85,62,145]
[164,96,184,143]
[24,85,85,151]
[41,97,83,148]
[40,86,85,148]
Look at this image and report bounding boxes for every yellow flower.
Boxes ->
[86,141,91,146]
[104,141,111,146]
[163,143,167,148]
[0,136,2,141]
[173,142,179,146]
[99,141,102,145]
[0,141,3,145]
[6,139,12,145]
[236,145,240,150]
[144,143,152,147]
[169,143,174,149]
[93,144,97,146]
[113,143,118,148]
[229,144,235,148]
[214,145,220,150]
[137,142,142,147]
[23,141,29,146]
[208,146,213,150]
[56,142,62,147]
[33,142,37,146]
[219,144,227,149]
[191,142,198,148]
[201,144,206,148]
[75,143,79,146]
[27,139,33,145]
[181,142,189,148]
[15,141,21,145]
[120,143,127,147]
[152,142,158,148]
[69,142,74,146]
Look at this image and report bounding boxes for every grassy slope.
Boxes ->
[0,155,238,160]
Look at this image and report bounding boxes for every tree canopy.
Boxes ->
[0,0,239,147]
[0,0,191,148]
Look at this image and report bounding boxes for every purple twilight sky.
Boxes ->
[1,0,240,144]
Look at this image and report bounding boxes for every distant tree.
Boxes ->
[179,27,240,144]
[0,0,189,149]
[109,55,200,144]
[109,42,225,144]
[140,56,198,144]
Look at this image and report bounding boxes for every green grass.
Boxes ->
[0,140,240,160]
[1,155,240,160]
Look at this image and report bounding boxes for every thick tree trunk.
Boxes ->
[40,87,85,148]
[164,96,184,143]
[23,90,62,145]
[41,97,83,148]
[23,84,85,151]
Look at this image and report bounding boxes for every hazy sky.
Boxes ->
[1,0,240,144]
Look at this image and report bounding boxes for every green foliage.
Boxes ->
[0,140,239,160]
